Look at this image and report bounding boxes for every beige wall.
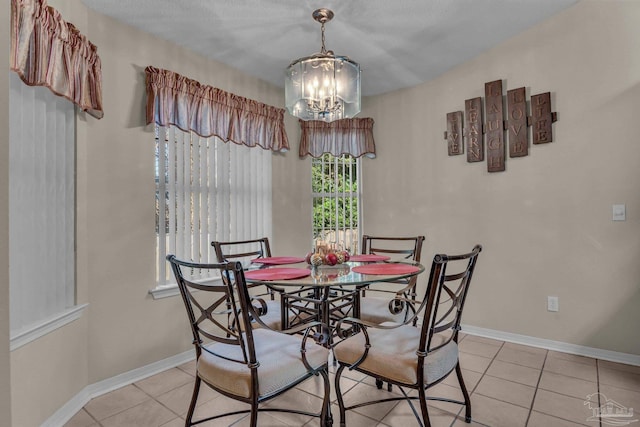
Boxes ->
[8,1,296,425]
[360,0,640,354]
[75,3,290,382]
[6,0,640,425]
[1,0,12,425]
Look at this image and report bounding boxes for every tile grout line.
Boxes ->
[596,359,601,427]
[524,349,548,427]
[461,336,505,427]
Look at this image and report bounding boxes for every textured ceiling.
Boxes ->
[81,0,578,96]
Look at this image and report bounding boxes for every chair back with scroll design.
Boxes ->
[212,238,284,330]
[167,255,331,427]
[358,235,425,324]
[212,237,271,267]
[361,235,425,262]
[333,244,482,427]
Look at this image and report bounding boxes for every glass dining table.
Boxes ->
[243,257,425,346]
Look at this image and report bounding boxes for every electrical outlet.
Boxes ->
[547,296,559,312]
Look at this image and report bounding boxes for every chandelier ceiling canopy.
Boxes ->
[285,8,361,123]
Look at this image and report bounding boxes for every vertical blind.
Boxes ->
[156,125,272,286]
[9,72,75,336]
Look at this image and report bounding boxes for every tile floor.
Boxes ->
[64,333,640,427]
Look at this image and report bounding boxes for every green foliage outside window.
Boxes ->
[312,154,359,239]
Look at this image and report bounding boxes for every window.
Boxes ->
[154,125,272,291]
[9,72,83,350]
[311,154,361,254]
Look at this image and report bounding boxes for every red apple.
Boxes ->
[342,250,350,262]
[305,252,314,264]
[325,252,338,266]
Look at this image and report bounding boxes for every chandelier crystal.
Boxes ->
[285,8,361,122]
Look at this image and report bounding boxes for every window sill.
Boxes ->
[149,284,180,299]
[149,276,222,300]
[10,303,89,351]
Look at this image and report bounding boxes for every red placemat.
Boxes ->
[349,254,391,262]
[251,256,305,265]
[352,264,421,275]
[244,268,311,281]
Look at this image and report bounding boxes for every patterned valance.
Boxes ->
[145,66,289,152]
[299,118,376,158]
[10,0,103,119]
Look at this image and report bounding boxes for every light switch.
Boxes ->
[613,204,626,221]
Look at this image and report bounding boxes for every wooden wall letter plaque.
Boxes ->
[531,92,555,144]
[465,97,483,162]
[443,79,557,172]
[446,111,463,155]
[507,87,528,157]
[485,80,505,172]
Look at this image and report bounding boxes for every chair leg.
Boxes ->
[185,376,201,427]
[375,378,393,391]
[418,386,432,427]
[455,362,472,423]
[334,364,347,427]
[249,400,258,427]
[320,369,333,426]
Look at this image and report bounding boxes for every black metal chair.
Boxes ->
[212,238,284,330]
[167,255,332,427]
[333,245,482,427]
[358,235,426,325]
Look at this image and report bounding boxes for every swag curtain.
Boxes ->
[10,0,103,119]
[145,66,289,152]
[299,118,376,159]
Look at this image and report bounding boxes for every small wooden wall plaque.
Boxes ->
[446,111,463,155]
[485,80,505,172]
[465,97,483,163]
[507,87,528,157]
[531,92,556,144]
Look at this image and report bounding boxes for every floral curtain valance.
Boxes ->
[299,118,376,159]
[145,66,290,152]
[10,0,104,119]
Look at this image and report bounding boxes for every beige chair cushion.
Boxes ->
[250,299,313,330]
[197,328,329,399]
[333,324,458,386]
[251,299,282,330]
[359,296,407,324]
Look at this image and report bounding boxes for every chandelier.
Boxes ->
[285,8,361,122]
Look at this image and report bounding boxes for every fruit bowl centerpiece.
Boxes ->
[305,247,351,267]
[305,243,351,281]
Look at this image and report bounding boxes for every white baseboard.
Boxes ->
[42,349,195,427]
[42,325,640,426]
[461,324,640,366]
